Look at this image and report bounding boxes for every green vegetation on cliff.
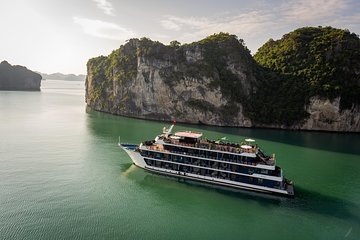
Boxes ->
[86,33,256,123]
[246,69,310,125]
[255,26,360,110]
[87,41,138,109]
[195,33,254,103]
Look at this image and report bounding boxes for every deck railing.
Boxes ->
[164,139,258,154]
[143,143,276,168]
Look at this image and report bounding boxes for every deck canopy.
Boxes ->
[245,138,255,142]
[240,145,252,149]
[170,135,181,140]
[175,131,203,139]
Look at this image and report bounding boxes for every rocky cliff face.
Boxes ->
[86,34,255,126]
[252,96,360,132]
[86,32,360,132]
[299,96,360,131]
[0,61,42,91]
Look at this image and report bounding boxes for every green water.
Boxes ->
[0,80,359,239]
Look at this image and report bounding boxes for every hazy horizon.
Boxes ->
[1,0,359,75]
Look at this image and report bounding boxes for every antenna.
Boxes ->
[165,119,176,138]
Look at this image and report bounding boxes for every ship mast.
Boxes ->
[164,120,176,138]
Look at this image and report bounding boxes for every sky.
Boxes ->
[0,0,359,75]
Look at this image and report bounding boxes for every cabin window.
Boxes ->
[263,180,274,187]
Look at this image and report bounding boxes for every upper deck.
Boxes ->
[150,125,276,166]
[166,137,258,155]
[142,139,275,168]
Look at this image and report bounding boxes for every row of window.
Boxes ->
[144,159,282,189]
[164,144,258,164]
[141,150,280,177]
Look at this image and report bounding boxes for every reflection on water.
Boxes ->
[293,186,360,221]
[41,79,85,96]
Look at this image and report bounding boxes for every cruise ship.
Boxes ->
[119,124,294,197]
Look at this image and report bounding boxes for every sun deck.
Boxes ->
[160,136,275,164]
[164,138,258,153]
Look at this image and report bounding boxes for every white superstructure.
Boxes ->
[119,125,294,197]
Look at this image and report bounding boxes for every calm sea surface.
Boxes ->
[0,80,359,239]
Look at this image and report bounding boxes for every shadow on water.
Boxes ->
[195,182,358,221]
[290,186,360,221]
[226,185,358,222]
[122,163,359,222]
[86,108,360,155]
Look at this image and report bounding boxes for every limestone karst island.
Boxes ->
[0,61,42,91]
[2,0,360,239]
[86,26,360,132]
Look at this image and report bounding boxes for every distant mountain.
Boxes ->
[40,72,86,81]
[0,61,42,91]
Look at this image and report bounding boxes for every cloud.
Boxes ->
[73,17,135,41]
[158,0,358,54]
[160,11,275,39]
[160,1,351,35]
[282,0,348,22]
[92,0,115,16]
[159,11,283,53]
[159,0,354,43]
[160,19,182,31]
[161,15,211,31]
[328,12,360,32]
